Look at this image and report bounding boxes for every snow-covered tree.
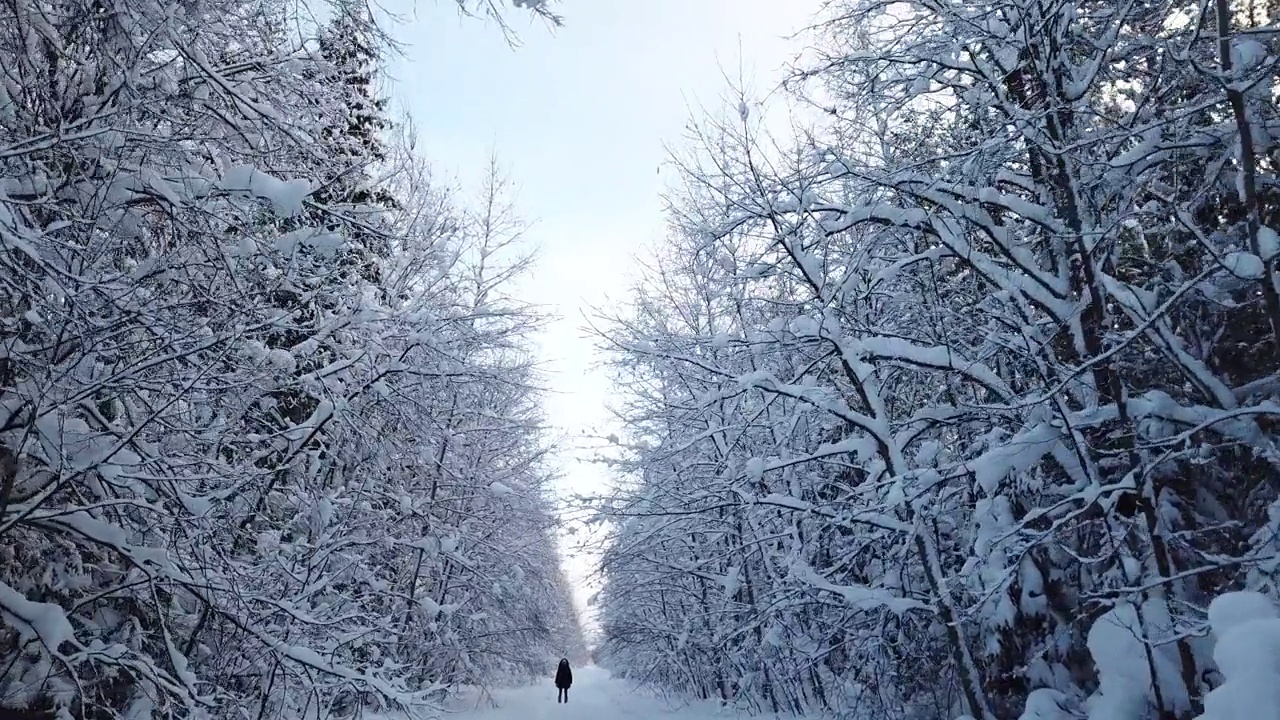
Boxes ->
[595,1,1280,719]
[0,0,580,717]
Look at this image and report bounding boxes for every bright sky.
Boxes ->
[383,0,819,627]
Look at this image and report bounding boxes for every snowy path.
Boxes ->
[446,666,747,720]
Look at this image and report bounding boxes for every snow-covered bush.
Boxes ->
[1085,601,1198,720]
[1015,592,1280,720]
[1195,592,1280,720]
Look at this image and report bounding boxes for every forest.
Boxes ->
[591,1,1280,720]
[3,0,1280,719]
[1,0,584,717]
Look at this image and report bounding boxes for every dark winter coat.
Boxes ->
[554,659,573,689]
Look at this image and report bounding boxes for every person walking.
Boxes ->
[554,658,573,703]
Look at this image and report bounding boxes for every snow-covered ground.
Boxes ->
[445,666,772,720]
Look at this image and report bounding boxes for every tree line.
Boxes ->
[0,0,584,717]
[593,1,1280,719]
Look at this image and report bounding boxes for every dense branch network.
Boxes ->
[592,2,1280,719]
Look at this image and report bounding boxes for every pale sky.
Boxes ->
[383,0,819,626]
